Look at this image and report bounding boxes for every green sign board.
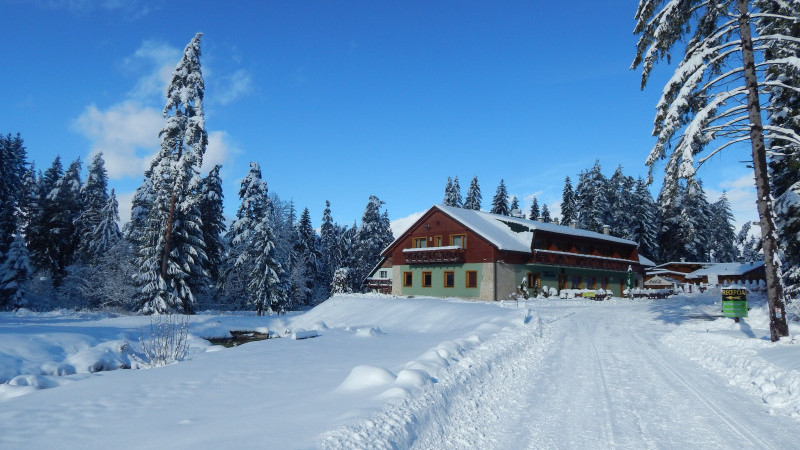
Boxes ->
[721,288,748,318]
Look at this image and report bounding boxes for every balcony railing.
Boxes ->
[403,246,465,265]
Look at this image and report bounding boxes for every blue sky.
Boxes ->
[1,0,759,234]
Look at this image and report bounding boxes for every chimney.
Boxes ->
[602,224,611,235]
[569,220,577,229]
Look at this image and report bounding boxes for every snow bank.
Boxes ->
[662,292,800,423]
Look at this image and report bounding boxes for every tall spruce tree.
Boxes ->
[0,134,28,257]
[490,179,510,216]
[575,161,609,233]
[509,196,520,214]
[45,158,82,286]
[76,153,109,263]
[319,200,337,294]
[464,176,482,210]
[540,203,552,223]
[86,189,122,257]
[133,33,208,314]
[353,196,392,291]
[708,193,740,262]
[198,165,226,285]
[630,178,659,259]
[0,227,31,309]
[443,177,456,206]
[757,1,800,302]
[28,157,62,273]
[632,0,794,339]
[560,176,576,225]
[529,196,540,221]
[223,162,280,313]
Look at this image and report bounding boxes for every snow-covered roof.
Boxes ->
[434,204,638,252]
[638,254,657,267]
[686,261,764,279]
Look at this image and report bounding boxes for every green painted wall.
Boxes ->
[394,263,484,298]
[393,262,631,300]
[505,264,628,297]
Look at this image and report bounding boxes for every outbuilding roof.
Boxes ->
[686,261,765,279]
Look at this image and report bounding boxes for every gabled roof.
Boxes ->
[686,261,765,279]
[385,204,638,257]
[436,204,637,248]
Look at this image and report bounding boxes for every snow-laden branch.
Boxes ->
[764,125,800,148]
[675,86,747,178]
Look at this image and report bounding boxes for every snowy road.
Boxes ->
[326,301,799,449]
[2,297,799,449]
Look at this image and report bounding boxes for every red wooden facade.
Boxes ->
[385,207,642,272]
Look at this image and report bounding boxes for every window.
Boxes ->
[379,270,388,278]
[450,234,466,248]
[571,275,582,289]
[422,271,432,287]
[403,272,413,287]
[432,235,442,247]
[589,276,597,289]
[412,237,427,248]
[527,272,541,289]
[444,271,455,288]
[466,271,478,288]
[602,277,610,290]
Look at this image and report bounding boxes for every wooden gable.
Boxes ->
[383,207,502,265]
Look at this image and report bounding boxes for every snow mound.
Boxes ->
[395,368,431,389]
[338,365,397,391]
[348,326,383,337]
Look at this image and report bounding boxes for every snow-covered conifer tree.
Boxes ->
[331,267,352,295]
[560,176,576,225]
[529,196,540,221]
[86,189,122,258]
[509,196,520,214]
[319,200,337,294]
[540,204,552,223]
[353,196,391,291]
[490,180,510,216]
[198,165,226,285]
[0,133,28,257]
[45,158,82,285]
[133,33,208,314]
[75,153,109,263]
[464,176,482,210]
[443,177,455,206]
[451,176,463,208]
[575,161,609,233]
[630,178,659,259]
[27,157,62,274]
[0,227,31,309]
[706,193,740,262]
[632,0,796,339]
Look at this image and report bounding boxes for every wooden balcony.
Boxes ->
[403,246,466,265]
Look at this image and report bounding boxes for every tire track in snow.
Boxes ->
[630,334,776,450]
[577,318,618,449]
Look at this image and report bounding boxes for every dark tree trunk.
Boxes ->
[737,0,789,341]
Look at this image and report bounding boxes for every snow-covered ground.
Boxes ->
[1,292,799,449]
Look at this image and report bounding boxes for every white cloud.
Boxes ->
[116,190,135,225]
[215,69,253,105]
[72,101,162,179]
[705,174,759,231]
[122,40,180,101]
[390,211,426,239]
[202,131,238,172]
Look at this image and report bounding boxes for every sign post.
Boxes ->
[721,287,748,323]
